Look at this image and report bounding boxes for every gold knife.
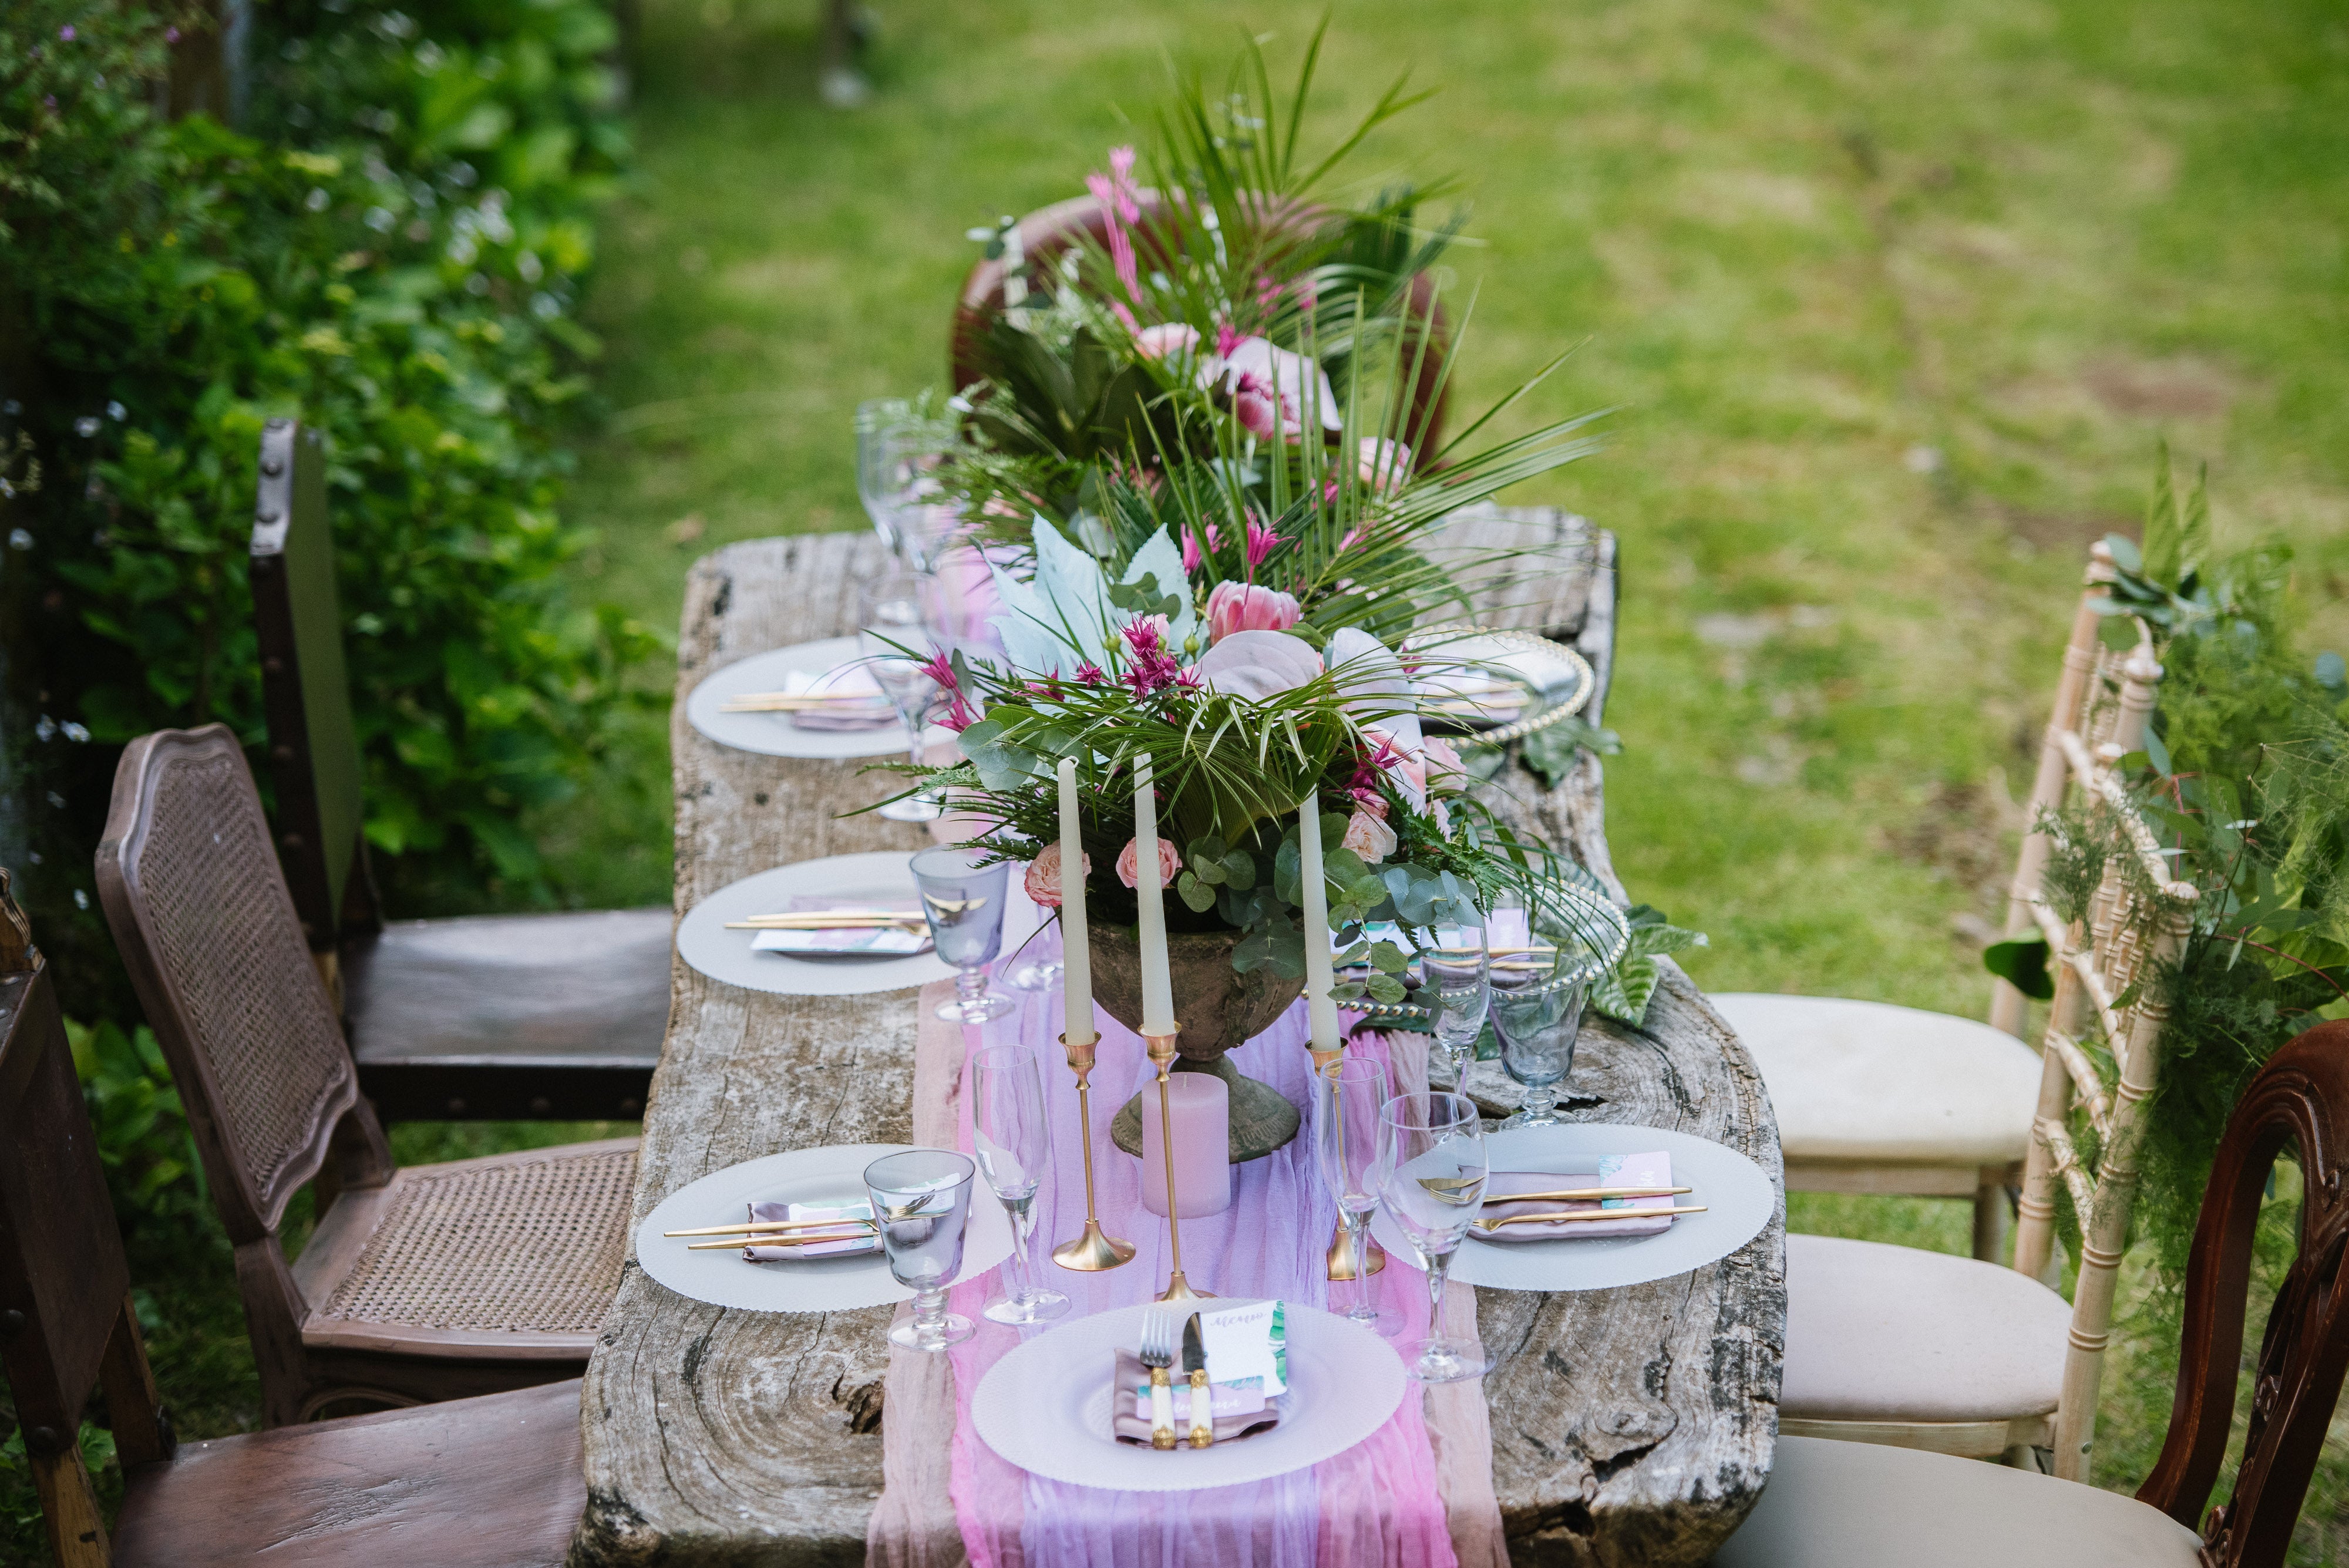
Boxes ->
[1180,1311,1213,1449]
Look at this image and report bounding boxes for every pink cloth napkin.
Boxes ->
[1476,1152,1676,1241]
[786,664,898,731]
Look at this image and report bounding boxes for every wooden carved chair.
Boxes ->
[0,874,587,1568]
[1716,1017,2349,1567]
[1764,556,2197,1463]
[251,418,670,1122]
[95,725,637,1424]
[1714,543,2133,1260]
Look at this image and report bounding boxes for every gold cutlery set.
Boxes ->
[718,690,890,714]
[1471,1183,1707,1234]
[722,908,927,931]
[1138,1309,1213,1451]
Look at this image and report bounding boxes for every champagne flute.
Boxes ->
[1419,918,1489,1096]
[1374,1091,1489,1384]
[1314,1055,1399,1334]
[863,1149,977,1352]
[969,1045,1070,1324]
[860,568,944,823]
[910,846,1014,1024]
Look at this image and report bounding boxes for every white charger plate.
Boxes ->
[636,1143,1015,1313]
[675,851,955,996]
[1368,1123,1776,1293]
[970,1301,1405,1492]
[684,637,951,759]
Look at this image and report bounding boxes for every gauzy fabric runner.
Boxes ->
[867,977,1509,1568]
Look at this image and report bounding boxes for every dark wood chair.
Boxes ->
[251,417,669,1122]
[1715,1017,2349,1567]
[95,725,637,1425]
[0,874,586,1568]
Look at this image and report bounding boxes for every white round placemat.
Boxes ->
[970,1301,1405,1491]
[676,851,955,995]
[635,1143,1015,1313]
[685,637,948,759]
[1369,1122,1777,1293]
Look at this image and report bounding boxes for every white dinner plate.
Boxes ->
[684,637,951,759]
[675,851,955,996]
[1368,1123,1777,1293]
[970,1301,1405,1491]
[636,1144,1015,1313]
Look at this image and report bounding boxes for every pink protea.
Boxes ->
[1341,809,1398,863]
[1024,843,1089,909]
[1204,580,1301,644]
[1116,835,1183,891]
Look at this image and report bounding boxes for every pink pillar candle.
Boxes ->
[1138,1072,1232,1217]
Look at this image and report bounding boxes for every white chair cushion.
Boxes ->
[1711,1435,2204,1566]
[1783,1234,2071,1423]
[1712,992,2042,1165]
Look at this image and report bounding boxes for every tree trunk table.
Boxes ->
[571,516,1785,1567]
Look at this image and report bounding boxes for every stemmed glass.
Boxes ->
[1489,960,1589,1129]
[1418,920,1490,1096]
[859,568,944,823]
[969,1045,1070,1325]
[863,1148,978,1352]
[910,846,1014,1024]
[1374,1091,1490,1384]
[1314,1055,1398,1334]
[854,399,909,555]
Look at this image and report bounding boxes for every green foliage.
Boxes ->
[1,0,655,980]
[1587,903,1707,1025]
[66,1015,204,1225]
[1513,715,1621,789]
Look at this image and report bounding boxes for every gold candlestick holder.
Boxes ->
[1146,1025,1213,1304]
[1051,1031,1136,1272]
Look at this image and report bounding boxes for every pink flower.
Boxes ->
[1357,438,1414,494]
[1430,799,1452,836]
[1216,337,1341,440]
[1233,371,1282,442]
[1216,322,1246,359]
[1422,735,1466,795]
[1074,661,1106,685]
[1116,836,1183,891]
[1204,580,1301,644]
[1085,146,1146,304]
[1337,524,1365,553]
[1244,516,1280,571]
[1024,843,1089,909]
[1362,725,1427,806]
[1341,809,1398,863]
[1351,789,1389,819]
[1180,521,1221,575]
[1119,616,1185,695]
[1134,322,1200,361]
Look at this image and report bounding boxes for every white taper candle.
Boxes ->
[1133,757,1176,1035]
[1298,797,1340,1051]
[1057,756,1095,1047]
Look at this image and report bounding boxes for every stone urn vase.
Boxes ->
[1090,923,1306,1162]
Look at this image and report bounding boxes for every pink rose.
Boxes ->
[1134,322,1201,361]
[1023,843,1089,909]
[1357,438,1414,494]
[1340,809,1398,863]
[1204,580,1301,644]
[1422,736,1466,795]
[1116,836,1183,891]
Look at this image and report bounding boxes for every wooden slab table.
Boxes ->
[572,515,1786,1567]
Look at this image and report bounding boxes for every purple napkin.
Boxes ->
[783,665,897,732]
[1476,1152,1677,1243]
[1108,1348,1283,1445]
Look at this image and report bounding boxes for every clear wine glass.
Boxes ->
[1373,1091,1489,1384]
[969,1045,1069,1325]
[863,1148,977,1352]
[1419,919,1489,1097]
[1489,961,1588,1129]
[910,846,1014,1024]
[1005,916,1064,992]
[1314,1055,1399,1334]
[859,568,944,823]
[854,399,908,555]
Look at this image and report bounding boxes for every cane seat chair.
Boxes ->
[0,875,588,1568]
[1771,577,2199,1462]
[1717,1017,2349,1567]
[95,725,637,1424]
[251,417,669,1123]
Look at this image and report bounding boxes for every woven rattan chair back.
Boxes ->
[0,873,176,1565]
[95,725,366,1244]
[251,418,379,971]
[1995,583,2201,1480]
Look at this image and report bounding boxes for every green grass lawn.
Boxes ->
[25,0,2348,1561]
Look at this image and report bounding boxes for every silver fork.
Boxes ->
[1138,1310,1177,1451]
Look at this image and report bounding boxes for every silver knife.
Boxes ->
[1180,1312,1213,1449]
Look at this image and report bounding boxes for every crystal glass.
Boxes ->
[1488,962,1588,1129]
[860,569,944,823]
[969,1045,1069,1324]
[854,399,910,554]
[1373,1091,1489,1384]
[863,1148,978,1352]
[1005,915,1064,992]
[910,846,1014,1023]
[1314,1055,1398,1334]
[1419,920,1489,1097]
